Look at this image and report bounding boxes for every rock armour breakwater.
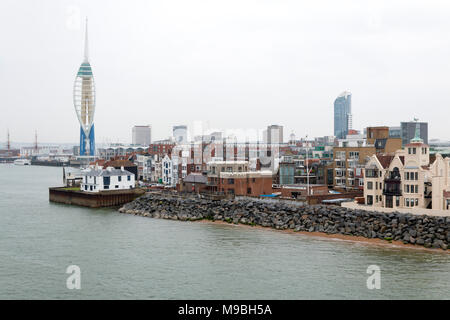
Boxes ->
[119,193,450,250]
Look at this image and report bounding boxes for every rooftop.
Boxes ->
[82,167,133,177]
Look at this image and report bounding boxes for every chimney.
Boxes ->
[121,166,124,171]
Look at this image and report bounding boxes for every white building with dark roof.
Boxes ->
[81,166,135,192]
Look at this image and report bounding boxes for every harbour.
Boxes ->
[1,164,450,299]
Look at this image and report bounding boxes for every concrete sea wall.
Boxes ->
[119,192,450,250]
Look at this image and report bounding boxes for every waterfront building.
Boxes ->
[132,125,151,146]
[334,91,352,139]
[206,160,272,196]
[278,156,295,185]
[136,154,154,181]
[401,121,428,146]
[173,125,188,144]
[162,154,175,186]
[20,145,73,158]
[363,122,450,211]
[366,126,402,154]
[331,126,402,190]
[180,173,208,193]
[206,160,273,196]
[0,148,20,157]
[81,167,135,192]
[73,19,96,156]
[90,159,138,180]
[332,132,374,190]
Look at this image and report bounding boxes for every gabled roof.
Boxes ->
[375,155,394,169]
[375,154,404,169]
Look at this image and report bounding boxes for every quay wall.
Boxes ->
[119,192,450,250]
[49,187,145,208]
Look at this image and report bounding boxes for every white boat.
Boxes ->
[14,159,31,166]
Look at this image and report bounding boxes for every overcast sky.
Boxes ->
[1,0,450,144]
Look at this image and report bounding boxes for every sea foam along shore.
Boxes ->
[118,192,450,251]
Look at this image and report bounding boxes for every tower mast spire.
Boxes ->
[84,17,89,62]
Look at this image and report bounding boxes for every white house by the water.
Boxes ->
[81,166,135,192]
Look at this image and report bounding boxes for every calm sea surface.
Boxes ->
[0,164,449,299]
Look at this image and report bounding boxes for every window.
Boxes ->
[118,176,122,182]
[104,186,109,189]
[367,182,373,190]
[415,198,419,206]
[349,151,359,159]
[415,185,418,193]
[413,148,416,154]
[405,198,410,207]
[406,172,409,180]
[396,196,400,207]
[415,172,418,180]
[103,176,110,185]
[247,188,252,194]
[228,178,234,184]
[367,195,373,205]
[115,185,119,189]
[127,176,131,181]
[85,185,88,191]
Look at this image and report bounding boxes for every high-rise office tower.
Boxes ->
[132,125,152,146]
[173,125,188,144]
[266,125,284,144]
[334,91,352,139]
[73,18,96,156]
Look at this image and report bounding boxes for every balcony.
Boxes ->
[383,182,402,196]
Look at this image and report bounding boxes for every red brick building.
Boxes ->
[208,168,273,197]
